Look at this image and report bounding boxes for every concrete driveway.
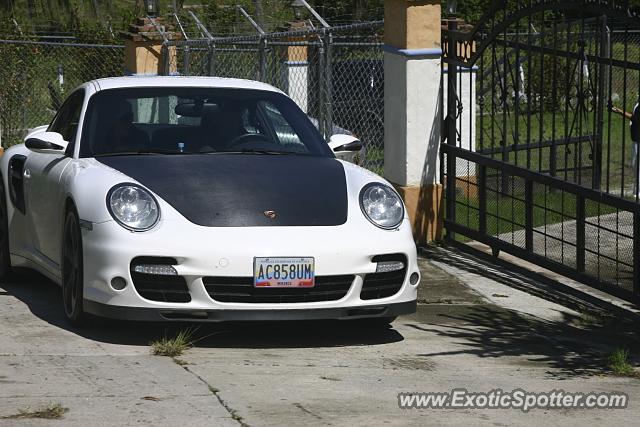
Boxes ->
[0,257,639,426]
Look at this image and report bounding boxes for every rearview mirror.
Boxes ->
[175,102,220,117]
[328,134,363,152]
[25,131,69,154]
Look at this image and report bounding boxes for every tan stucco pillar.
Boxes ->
[282,21,309,112]
[122,17,179,75]
[384,0,442,243]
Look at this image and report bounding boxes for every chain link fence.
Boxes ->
[164,21,384,173]
[0,39,124,147]
[0,22,385,173]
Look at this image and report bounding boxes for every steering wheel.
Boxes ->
[225,133,270,148]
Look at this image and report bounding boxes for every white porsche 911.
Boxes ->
[0,76,419,326]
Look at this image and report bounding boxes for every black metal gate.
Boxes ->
[442,0,640,302]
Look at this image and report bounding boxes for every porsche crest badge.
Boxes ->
[263,210,277,219]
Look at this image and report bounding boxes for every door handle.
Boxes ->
[23,169,31,179]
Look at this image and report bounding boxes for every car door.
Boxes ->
[25,90,84,266]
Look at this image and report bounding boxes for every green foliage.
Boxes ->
[0,41,123,146]
[447,0,492,24]
[2,0,640,36]
[311,0,384,23]
[451,0,640,26]
[0,1,389,38]
[526,32,579,112]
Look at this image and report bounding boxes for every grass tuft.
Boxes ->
[608,348,637,377]
[2,403,68,419]
[150,329,195,357]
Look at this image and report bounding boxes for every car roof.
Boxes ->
[88,76,283,93]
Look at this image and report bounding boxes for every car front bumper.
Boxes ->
[81,218,420,322]
[84,299,417,322]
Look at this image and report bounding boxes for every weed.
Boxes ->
[608,348,637,377]
[150,329,195,357]
[2,403,68,419]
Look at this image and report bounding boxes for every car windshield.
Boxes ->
[80,87,333,158]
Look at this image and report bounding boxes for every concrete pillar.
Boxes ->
[281,21,309,112]
[383,0,442,242]
[121,17,179,76]
[120,18,181,124]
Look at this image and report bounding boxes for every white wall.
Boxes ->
[384,50,442,187]
[282,62,309,113]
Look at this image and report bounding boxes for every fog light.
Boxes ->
[410,272,420,285]
[133,264,178,276]
[375,261,405,273]
[111,276,127,290]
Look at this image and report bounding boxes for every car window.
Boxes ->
[132,96,201,126]
[80,87,333,158]
[258,101,306,150]
[49,90,84,144]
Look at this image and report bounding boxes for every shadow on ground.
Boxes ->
[1,269,404,349]
[4,263,639,378]
[423,244,640,324]
[405,303,640,379]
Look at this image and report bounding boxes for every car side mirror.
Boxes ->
[25,131,69,154]
[328,134,363,152]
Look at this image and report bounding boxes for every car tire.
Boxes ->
[62,208,86,326]
[0,180,12,281]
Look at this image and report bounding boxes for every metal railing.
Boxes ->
[443,0,640,302]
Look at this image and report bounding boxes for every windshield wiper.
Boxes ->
[94,149,182,157]
[201,149,297,155]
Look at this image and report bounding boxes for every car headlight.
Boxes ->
[107,184,160,231]
[359,183,404,229]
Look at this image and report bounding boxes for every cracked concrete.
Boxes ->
[1,255,639,426]
[180,364,249,427]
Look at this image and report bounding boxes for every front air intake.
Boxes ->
[203,275,355,303]
[130,257,191,303]
[361,254,407,300]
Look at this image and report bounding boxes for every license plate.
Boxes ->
[253,257,315,288]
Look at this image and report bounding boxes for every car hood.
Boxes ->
[96,154,348,227]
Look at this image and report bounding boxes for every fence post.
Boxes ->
[445,18,458,240]
[258,36,267,82]
[634,210,640,301]
[317,38,326,138]
[576,195,586,273]
[323,30,333,138]
[160,43,170,76]
[183,44,191,75]
[478,164,487,235]
[525,179,533,252]
[207,41,216,76]
[593,14,608,190]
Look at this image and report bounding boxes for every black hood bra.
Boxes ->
[97,154,348,227]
